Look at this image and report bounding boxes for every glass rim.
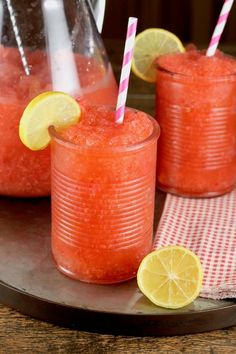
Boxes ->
[156,51,236,80]
[49,108,160,154]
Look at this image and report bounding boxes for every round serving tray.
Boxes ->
[0,195,235,336]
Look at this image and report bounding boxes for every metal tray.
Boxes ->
[0,195,235,336]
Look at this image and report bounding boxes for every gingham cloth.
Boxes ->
[154,190,236,300]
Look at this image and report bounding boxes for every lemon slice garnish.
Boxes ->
[19,91,81,150]
[132,28,185,83]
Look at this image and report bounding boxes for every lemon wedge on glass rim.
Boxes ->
[137,246,203,309]
[132,28,185,83]
[19,91,81,151]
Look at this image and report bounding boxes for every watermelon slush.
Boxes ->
[156,50,236,197]
[50,106,159,284]
[0,46,118,196]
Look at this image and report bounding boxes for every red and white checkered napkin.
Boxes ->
[153,190,236,300]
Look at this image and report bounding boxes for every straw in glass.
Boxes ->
[206,0,234,57]
[6,0,30,75]
[115,17,138,124]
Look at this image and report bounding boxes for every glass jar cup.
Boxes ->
[156,64,236,197]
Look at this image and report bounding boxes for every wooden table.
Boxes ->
[0,304,235,353]
[0,40,236,353]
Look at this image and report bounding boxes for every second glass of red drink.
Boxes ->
[155,50,236,197]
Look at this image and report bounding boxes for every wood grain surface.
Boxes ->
[0,39,235,354]
[0,304,235,353]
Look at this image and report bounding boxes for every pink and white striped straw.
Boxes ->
[115,17,138,124]
[206,0,234,57]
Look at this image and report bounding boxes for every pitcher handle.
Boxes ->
[89,0,106,33]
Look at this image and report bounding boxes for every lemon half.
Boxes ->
[137,246,203,309]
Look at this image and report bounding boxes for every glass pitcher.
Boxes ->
[0,0,117,197]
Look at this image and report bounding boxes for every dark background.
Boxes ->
[102,0,236,52]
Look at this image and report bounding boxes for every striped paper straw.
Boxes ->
[115,17,138,124]
[206,0,234,57]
